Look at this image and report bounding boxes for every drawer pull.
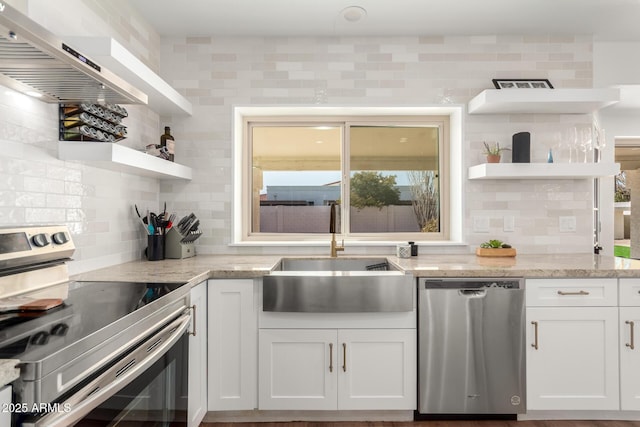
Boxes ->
[626,321,635,350]
[531,321,539,350]
[329,343,333,372]
[557,290,589,296]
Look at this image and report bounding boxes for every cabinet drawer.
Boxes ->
[526,278,617,307]
[620,279,640,307]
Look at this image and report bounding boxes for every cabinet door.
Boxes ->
[0,385,10,427]
[526,307,619,410]
[208,279,257,411]
[188,282,207,427]
[620,307,640,410]
[337,329,416,410]
[258,329,337,410]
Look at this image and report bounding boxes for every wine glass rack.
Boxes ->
[59,103,128,143]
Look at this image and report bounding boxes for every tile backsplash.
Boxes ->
[0,1,601,272]
[159,35,596,255]
[0,91,160,274]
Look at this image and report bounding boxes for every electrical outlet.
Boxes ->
[503,215,515,232]
[473,216,490,233]
[559,216,577,232]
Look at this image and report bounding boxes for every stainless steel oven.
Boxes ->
[21,312,189,426]
[0,226,191,427]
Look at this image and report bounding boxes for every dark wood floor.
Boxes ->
[202,421,640,427]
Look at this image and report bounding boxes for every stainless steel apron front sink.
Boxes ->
[263,257,413,313]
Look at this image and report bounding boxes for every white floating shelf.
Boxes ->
[468,162,620,180]
[468,88,619,114]
[58,142,192,180]
[67,37,192,116]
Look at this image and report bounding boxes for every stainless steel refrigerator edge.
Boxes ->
[418,278,526,414]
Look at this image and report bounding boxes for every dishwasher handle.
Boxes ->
[421,278,523,290]
[459,289,486,298]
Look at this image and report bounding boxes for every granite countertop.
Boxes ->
[70,253,640,285]
[9,253,638,387]
[0,359,20,387]
[71,255,282,286]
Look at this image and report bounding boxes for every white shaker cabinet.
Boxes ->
[337,329,416,410]
[259,329,337,410]
[258,328,416,411]
[188,281,207,427]
[526,279,619,411]
[208,279,257,411]
[0,385,11,427]
[620,279,640,410]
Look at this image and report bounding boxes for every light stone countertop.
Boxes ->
[0,359,20,387]
[12,253,638,388]
[70,253,640,285]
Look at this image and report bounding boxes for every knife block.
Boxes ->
[165,227,196,259]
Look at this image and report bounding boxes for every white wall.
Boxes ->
[158,35,595,255]
[0,0,163,274]
[0,1,616,264]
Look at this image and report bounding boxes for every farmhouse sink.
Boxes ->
[274,257,399,272]
[263,257,413,313]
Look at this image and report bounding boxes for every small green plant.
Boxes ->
[483,141,511,156]
[480,239,512,249]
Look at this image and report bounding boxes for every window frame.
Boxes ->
[232,106,463,246]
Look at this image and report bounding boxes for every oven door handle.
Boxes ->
[24,311,191,427]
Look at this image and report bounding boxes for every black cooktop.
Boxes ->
[0,281,187,360]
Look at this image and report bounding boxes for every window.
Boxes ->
[234,107,461,244]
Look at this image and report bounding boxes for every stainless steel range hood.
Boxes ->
[0,1,147,104]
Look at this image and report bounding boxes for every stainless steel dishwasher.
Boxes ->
[418,277,526,415]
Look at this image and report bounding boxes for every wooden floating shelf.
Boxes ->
[468,88,620,114]
[468,162,620,180]
[58,141,192,180]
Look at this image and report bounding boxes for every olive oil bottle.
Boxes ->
[160,126,175,161]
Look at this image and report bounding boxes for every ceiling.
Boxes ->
[129,0,640,40]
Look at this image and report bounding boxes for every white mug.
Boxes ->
[396,244,411,258]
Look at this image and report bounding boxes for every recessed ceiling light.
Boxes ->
[399,137,408,143]
[315,140,324,144]
[341,6,367,23]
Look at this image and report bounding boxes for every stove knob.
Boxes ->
[52,232,69,245]
[31,233,51,247]
[50,323,69,336]
[30,331,50,345]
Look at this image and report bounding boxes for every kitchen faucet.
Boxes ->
[329,203,344,257]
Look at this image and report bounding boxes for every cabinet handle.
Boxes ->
[188,304,197,336]
[531,321,539,350]
[557,290,589,296]
[329,343,333,373]
[626,321,635,350]
[342,343,347,372]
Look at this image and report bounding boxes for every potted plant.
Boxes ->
[483,141,511,163]
[476,239,517,257]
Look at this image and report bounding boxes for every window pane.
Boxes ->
[349,126,440,233]
[251,125,342,233]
